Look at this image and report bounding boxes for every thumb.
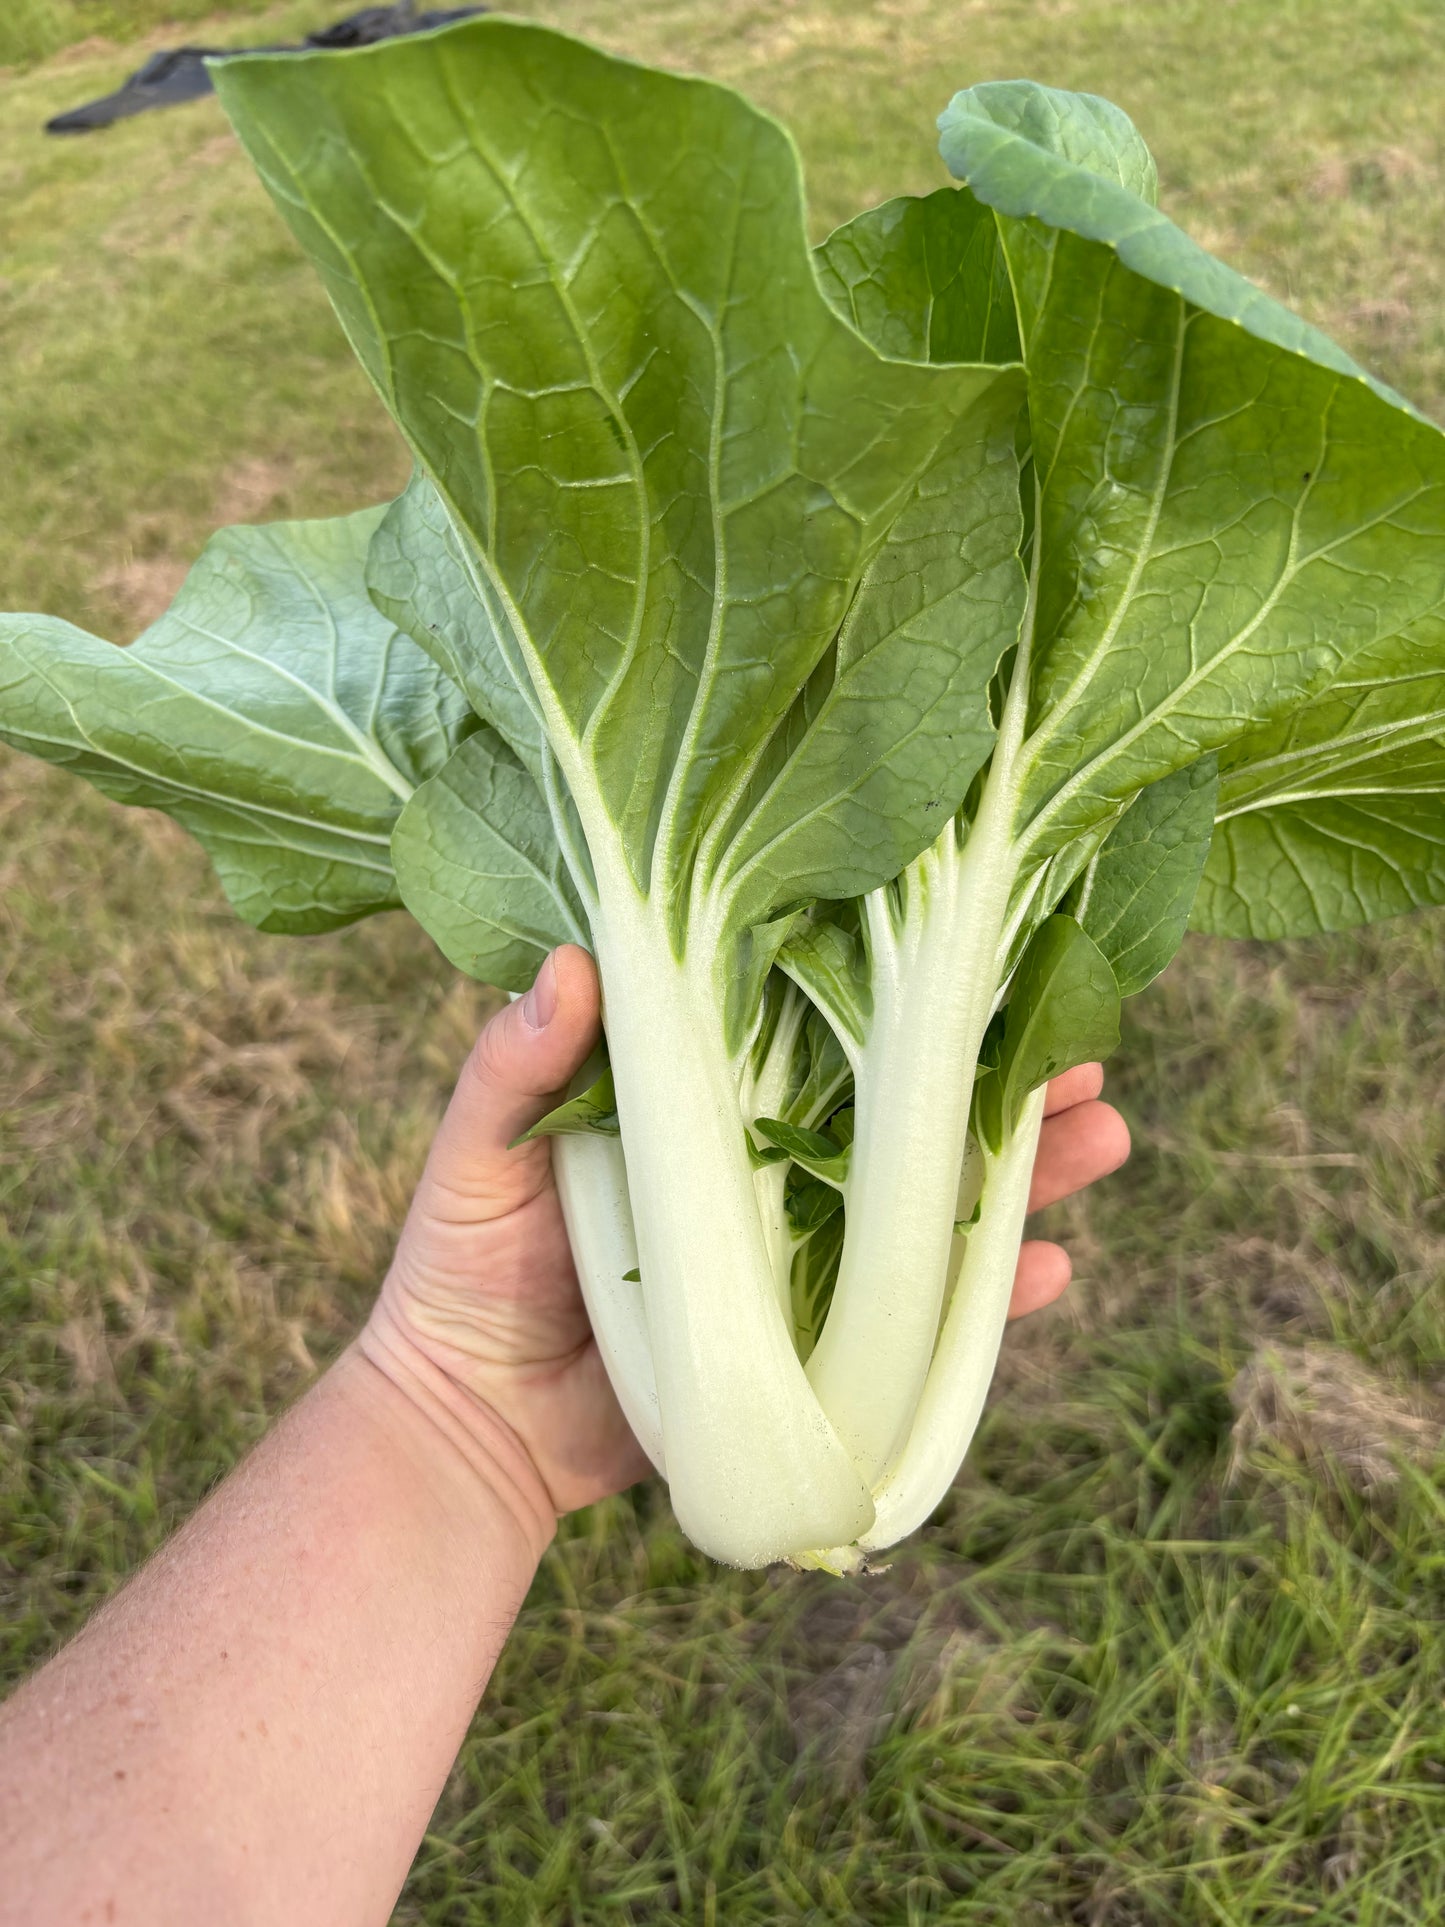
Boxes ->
[420,944,603,1214]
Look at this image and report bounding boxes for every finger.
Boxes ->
[1027,1099,1130,1212]
[1006,1239,1071,1319]
[422,945,602,1212]
[1043,1061,1105,1115]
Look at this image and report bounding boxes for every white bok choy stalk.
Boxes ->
[542,980,854,1482]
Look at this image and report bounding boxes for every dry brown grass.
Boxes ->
[1229,1342,1442,1492]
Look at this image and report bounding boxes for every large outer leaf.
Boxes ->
[214,20,1027,995]
[0,511,474,932]
[938,81,1445,872]
[821,139,1444,950]
[939,82,1400,405]
[1193,660,1445,936]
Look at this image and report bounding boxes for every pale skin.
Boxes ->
[0,944,1130,1927]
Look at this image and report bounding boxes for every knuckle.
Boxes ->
[466,1008,517,1093]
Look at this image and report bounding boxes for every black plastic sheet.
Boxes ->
[45,5,488,134]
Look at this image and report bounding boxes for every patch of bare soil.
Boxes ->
[1229,1340,1442,1491]
[214,454,299,525]
[95,552,190,632]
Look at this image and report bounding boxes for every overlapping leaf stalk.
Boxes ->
[2,21,1441,1567]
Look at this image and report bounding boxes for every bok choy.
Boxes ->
[2,20,1441,1568]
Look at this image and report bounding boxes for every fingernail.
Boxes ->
[521,952,558,1031]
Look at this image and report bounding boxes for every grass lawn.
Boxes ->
[3,1,1444,1919]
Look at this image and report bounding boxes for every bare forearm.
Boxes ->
[0,1345,553,1927]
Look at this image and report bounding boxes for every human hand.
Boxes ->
[362,945,1131,1532]
[361,944,645,1532]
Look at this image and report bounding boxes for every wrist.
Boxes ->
[351,1309,558,1568]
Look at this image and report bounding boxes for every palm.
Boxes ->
[380,1153,651,1513]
